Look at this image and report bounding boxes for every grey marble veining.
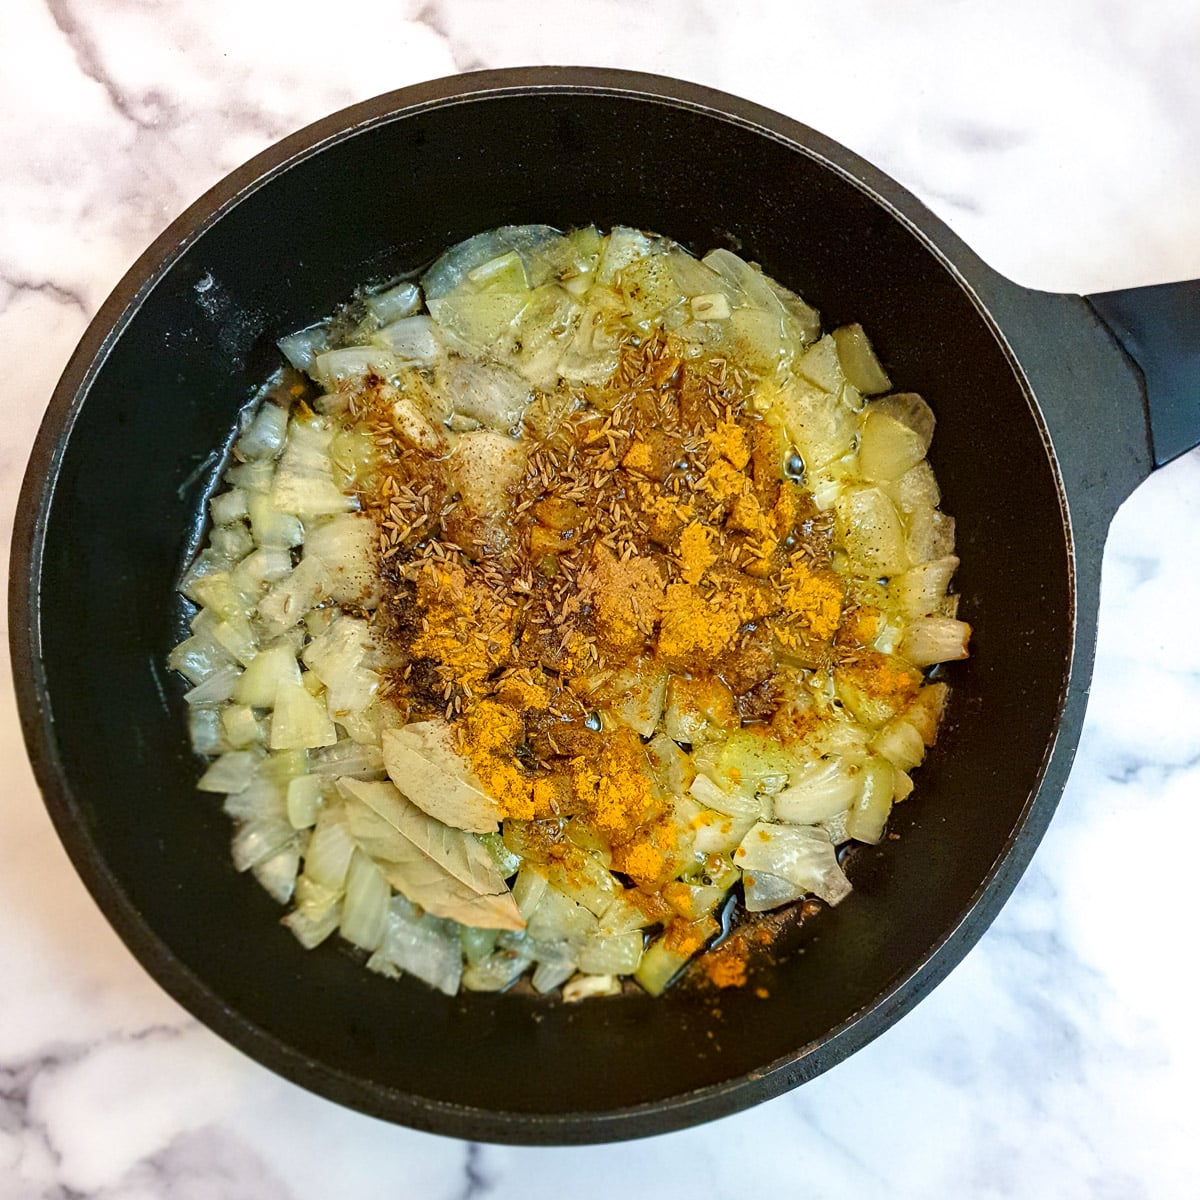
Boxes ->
[2,1,1198,1196]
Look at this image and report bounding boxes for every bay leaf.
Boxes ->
[382,721,502,833]
[338,779,524,931]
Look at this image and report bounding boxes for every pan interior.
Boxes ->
[32,89,1071,1127]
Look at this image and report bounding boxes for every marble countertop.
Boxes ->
[2,0,1199,1195]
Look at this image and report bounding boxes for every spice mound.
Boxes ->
[170,225,971,999]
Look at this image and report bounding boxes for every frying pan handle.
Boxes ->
[1087,280,1200,468]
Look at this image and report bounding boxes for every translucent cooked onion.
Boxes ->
[172,224,969,1001]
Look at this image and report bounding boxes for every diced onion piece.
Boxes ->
[575,932,644,976]
[735,822,851,910]
[223,776,286,822]
[188,572,253,623]
[597,226,653,285]
[233,643,301,708]
[247,493,303,548]
[258,557,334,633]
[460,926,499,967]
[604,661,668,737]
[546,853,619,918]
[283,899,342,949]
[889,460,941,512]
[303,807,356,890]
[905,506,956,564]
[844,757,896,844]
[168,635,235,686]
[210,614,258,666]
[230,547,293,596]
[197,748,265,793]
[226,461,277,498]
[904,683,949,745]
[184,664,242,706]
[795,335,846,393]
[832,324,892,394]
[462,948,534,992]
[836,486,910,576]
[311,740,385,779]
[422,225,559,299]
[872,392,935,448]
[303,513,381,609]
[689,773,760,819]
[287,774,323,829]
[532,960,577,994]
[311,346,399,390]
[597,894,653,935]
[221,704,264,748]
[230,817,295,872]
[303,615,379,724]
[278,325,330,372]
[767,376,857,469]
[892,556,960,620]
[773,757,862,824]
[439,358,532,433]
[367,902,464,995]
[252,841,302,904]
[339,850,390,952]
[871,718,927,772]
[526,886,597,943]
[365,281,421,324]
[271,680,337,750]
[563,974,622,1002]
[634,916,719,997]
[271,418,356,519]
[188,707,227,755]
[210,488,248,525]
[899,617,972,667]
[701,248,784,316]
[236,402,289,460]
[691,810,755,856]
[858,413,927,481]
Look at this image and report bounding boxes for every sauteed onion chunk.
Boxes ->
[171,226,970,998]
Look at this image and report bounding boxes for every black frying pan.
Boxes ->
[10,69,1199,1144]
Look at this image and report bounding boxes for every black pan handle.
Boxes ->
[1088,280,1200,468]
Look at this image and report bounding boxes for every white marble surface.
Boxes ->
[2,0,1199,1195]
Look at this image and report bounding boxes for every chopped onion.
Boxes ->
[278,324,331,372]
[461,948,534,993]
[338,850,390,952]
[311,740,385,780]
[899,616,972,667]
[575,931,644,976]
[230,817,295,873]
[197,748,265,794]
[271,680,337,750]
[233,643,301,708]
[563,973,622,1002]
[286,774,323,829]
[252,841,302,903]
[832,323,891,395]
[735,822,852,911]
[845,756,896,844]
[184,664,243,707]
[773,757,862,824]
[168,635,235,686]
[303,807,356,890]
[236,402,289,460]
[371,314,441,365]
[367,902,463,996]
[364,281,421,324]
